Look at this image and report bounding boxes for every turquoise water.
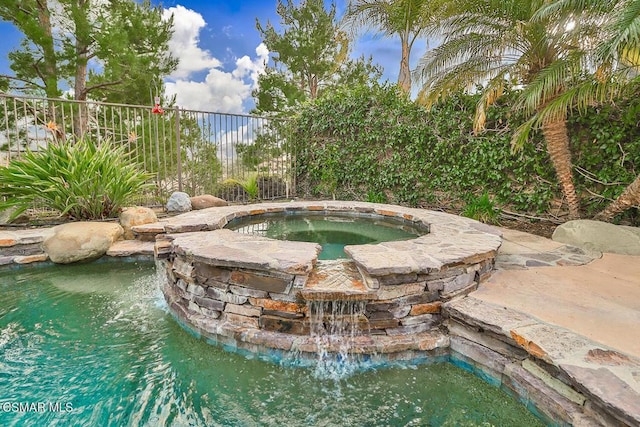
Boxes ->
[0,262,544,426]
[228,214,424,260]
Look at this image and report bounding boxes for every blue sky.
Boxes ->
[0,1,427,113]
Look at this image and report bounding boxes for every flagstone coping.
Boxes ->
[445,296,640,426]
[133,200,503,279]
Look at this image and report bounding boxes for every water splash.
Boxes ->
[308,299,368,380]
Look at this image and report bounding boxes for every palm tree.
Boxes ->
[413,0,593,218]
[342,0,438,93]
[517,0,640,221]
[593,18,640,221]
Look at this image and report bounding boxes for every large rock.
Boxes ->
[190,194,228,210]
[552,220,640,255]
[166,191,192,213]
[119,206,158,239]
[43,222,124,264]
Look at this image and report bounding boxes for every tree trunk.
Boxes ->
[72,0,91,138]
[594,173,640,221]
[541,119,581,218]
[398,36,411,93]
[73,41,89,139]
[309,74,318,99]
[36,0,58,99]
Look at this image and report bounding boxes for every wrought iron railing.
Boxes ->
[0,93,294,206]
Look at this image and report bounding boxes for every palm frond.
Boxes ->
[511,116,538,152]
[512,76,629,150]
[341,0,436,38]
[533,0,616,20]
[416,57,511,108]
[474,73,508,132]
[514,50,587,116]
[598,0,640,62]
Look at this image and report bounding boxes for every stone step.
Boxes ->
[299,260,376,301]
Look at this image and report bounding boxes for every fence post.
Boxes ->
[175,107,182,192]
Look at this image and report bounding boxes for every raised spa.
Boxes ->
[148,201,503,359]
[226,211,428,259]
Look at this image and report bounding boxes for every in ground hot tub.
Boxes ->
[149,201,502,360]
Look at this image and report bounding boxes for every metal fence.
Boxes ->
[0,93,294,207]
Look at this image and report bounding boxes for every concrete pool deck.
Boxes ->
[447,227,640,425]
[489,228,640,359]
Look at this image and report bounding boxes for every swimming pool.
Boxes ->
[0,261,543,426]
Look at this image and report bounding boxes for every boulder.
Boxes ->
[43,222,124,264]
[552,220,640,255]
[119,206,158,239]
[166,191,192,213]
[190,195,228,210]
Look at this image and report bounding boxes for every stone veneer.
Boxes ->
[147,201,502,357]
[0,228,52,266]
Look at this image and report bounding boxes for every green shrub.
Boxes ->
[462,192,501,224]
[291,83,640,222]
[223,173,260,201]
[366,190,388,204]
[568,98,640,218]
[0,138,153,220]
[292,84,556,212]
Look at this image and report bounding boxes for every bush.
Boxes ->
[291,84,556,212]
[462,192,501,224]
[568,98,640,218]
[215,175,289,202]
[0,138,153,220]
[291,83,640,221]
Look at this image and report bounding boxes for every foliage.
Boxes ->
[253,0,381,115]
[366,190,388,204]
[462,192,500,224]
[293,84,557,211]
[412,0,595,218]
[181,140,224,196]
[341,0,438,92]
[0,0,176,104]
[215,175,289,203]
[292,84,640,222]
[0,137,153,220]
[223,173,260,201]
[236,137,283,171]
[293,86,604,217]
[568,96,640,217]
[522,0,640,220]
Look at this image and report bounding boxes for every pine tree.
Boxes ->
[253,0,381,115]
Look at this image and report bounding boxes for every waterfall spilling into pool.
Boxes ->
[308,299,368,379]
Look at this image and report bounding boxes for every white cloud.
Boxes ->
[165,69,251,113]
[163,5,221,79]
[232,43,269,89]
[162,6,268,113]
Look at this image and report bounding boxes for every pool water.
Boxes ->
[227,214,424,260]
[0,262,544,426]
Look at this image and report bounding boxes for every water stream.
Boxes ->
[307,299,368,380]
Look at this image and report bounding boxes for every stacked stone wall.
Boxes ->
[159,226,497,355]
